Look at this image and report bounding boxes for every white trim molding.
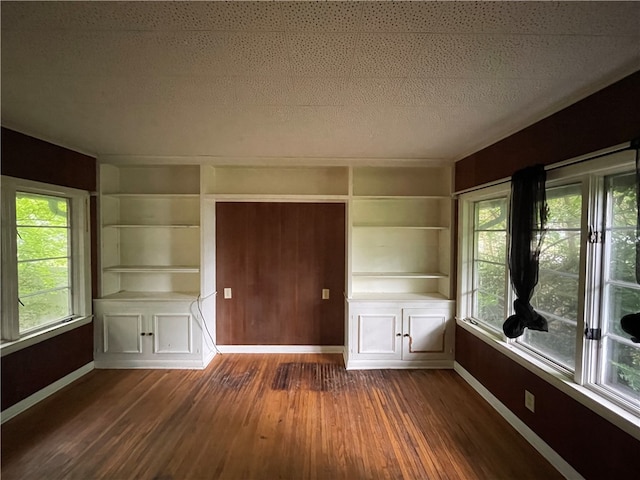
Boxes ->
[216,345,345,354]
[454,362,584,480]
[1,362,94,424]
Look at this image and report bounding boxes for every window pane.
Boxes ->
[18,288,71,333]
[600,338,640,402]
[17,226,70,261]
[473,198,507,330]
[519,184,581,371]
[18,258,70,297]
[601,171,640,407]
[15,192,72,333]
[16,193,68,227]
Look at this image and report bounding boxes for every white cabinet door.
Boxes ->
[103,314,143,354]
[153,313,192,354]
[351,307,402,361]
[402,306,454,361]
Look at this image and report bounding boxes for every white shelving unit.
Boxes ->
[95,164,211,369]
[349,167,452,300]
[346,166,455,369]
[99,165,201,300]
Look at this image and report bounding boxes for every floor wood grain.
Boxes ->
[1,354,563,479]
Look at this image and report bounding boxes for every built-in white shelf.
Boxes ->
[353,225,447,230]
[102,193,200,198]
[348,292,449,301]
[349,166,452,300]
[104,224,200,228]
[100,291,199,301]
[205,194,349,202]
[104,265,200,273]
[353,272,448,278]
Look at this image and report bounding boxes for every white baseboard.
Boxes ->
[345,359,454,370]
[217,345,344,354]
[454,362,583,480]
[1,362,94,424]
[94,359,205,369]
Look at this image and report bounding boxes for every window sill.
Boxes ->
[0,316,93,357]
[456,318,640,441]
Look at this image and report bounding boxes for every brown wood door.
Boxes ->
[216,202,345,345]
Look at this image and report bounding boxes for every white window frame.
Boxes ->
[1,176,91,351]
[457,146,640,433]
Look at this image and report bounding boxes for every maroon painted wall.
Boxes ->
[1,128,97,411]
[453,71,640,479]
[455,71,640,191]
[456,327,638,479]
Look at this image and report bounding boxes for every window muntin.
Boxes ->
[599,172,640,404]
[472,198,508,331]
[519,184,583,371]
[16,192,72,333]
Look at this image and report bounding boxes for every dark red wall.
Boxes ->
[453,71,640,479]
[456,327,638,479]
[1,128,97,411]
[1,324,94,411]
[455,71,640,191]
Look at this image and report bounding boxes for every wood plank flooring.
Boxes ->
[1,354,563,479]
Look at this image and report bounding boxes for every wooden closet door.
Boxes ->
[216,202,345,345]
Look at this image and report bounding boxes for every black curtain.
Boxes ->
[621,138,640,343]
[503,165,549,339]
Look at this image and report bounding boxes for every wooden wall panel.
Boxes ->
[1,128,96,411]
[216,202,345,345]
[1,128,96,192]
[455,326,638,479]
[455,71,640,191]
[1,323,94,410]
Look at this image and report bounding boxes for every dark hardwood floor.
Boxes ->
[1,354,562,479]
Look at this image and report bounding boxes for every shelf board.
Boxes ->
[104,265,200,273]
[204,193,349,201]
[104,224,200,228]
[102,193,200,198]
[99,291,200,301]
[352,224,448,230]
[352,195,449,200]
[348,292,450,301]
[352,272,448,279]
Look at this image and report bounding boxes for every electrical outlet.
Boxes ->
[525,390,535,413]
[224,288,232,299]
[322,289,330,300]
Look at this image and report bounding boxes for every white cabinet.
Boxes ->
[346,300,454,369]
[94,300,206,369]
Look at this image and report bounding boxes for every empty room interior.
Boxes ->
[1,1,639,479]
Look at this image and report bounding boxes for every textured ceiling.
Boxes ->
[1,1,639,165]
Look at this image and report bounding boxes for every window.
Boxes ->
[1,177,90,342]
[472,198,508,332]
[598,171,640,405]
[520,184,583,371]
[459,147,640,415]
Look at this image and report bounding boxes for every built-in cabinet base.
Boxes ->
[93,299,213,369]
[345,298,455,369]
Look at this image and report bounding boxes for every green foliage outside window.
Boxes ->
[16,193,71,332]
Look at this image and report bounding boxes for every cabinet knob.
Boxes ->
[396,333,402,337]
[403,333,410,337]
[148,332,153,336]
[140,332,146,336]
